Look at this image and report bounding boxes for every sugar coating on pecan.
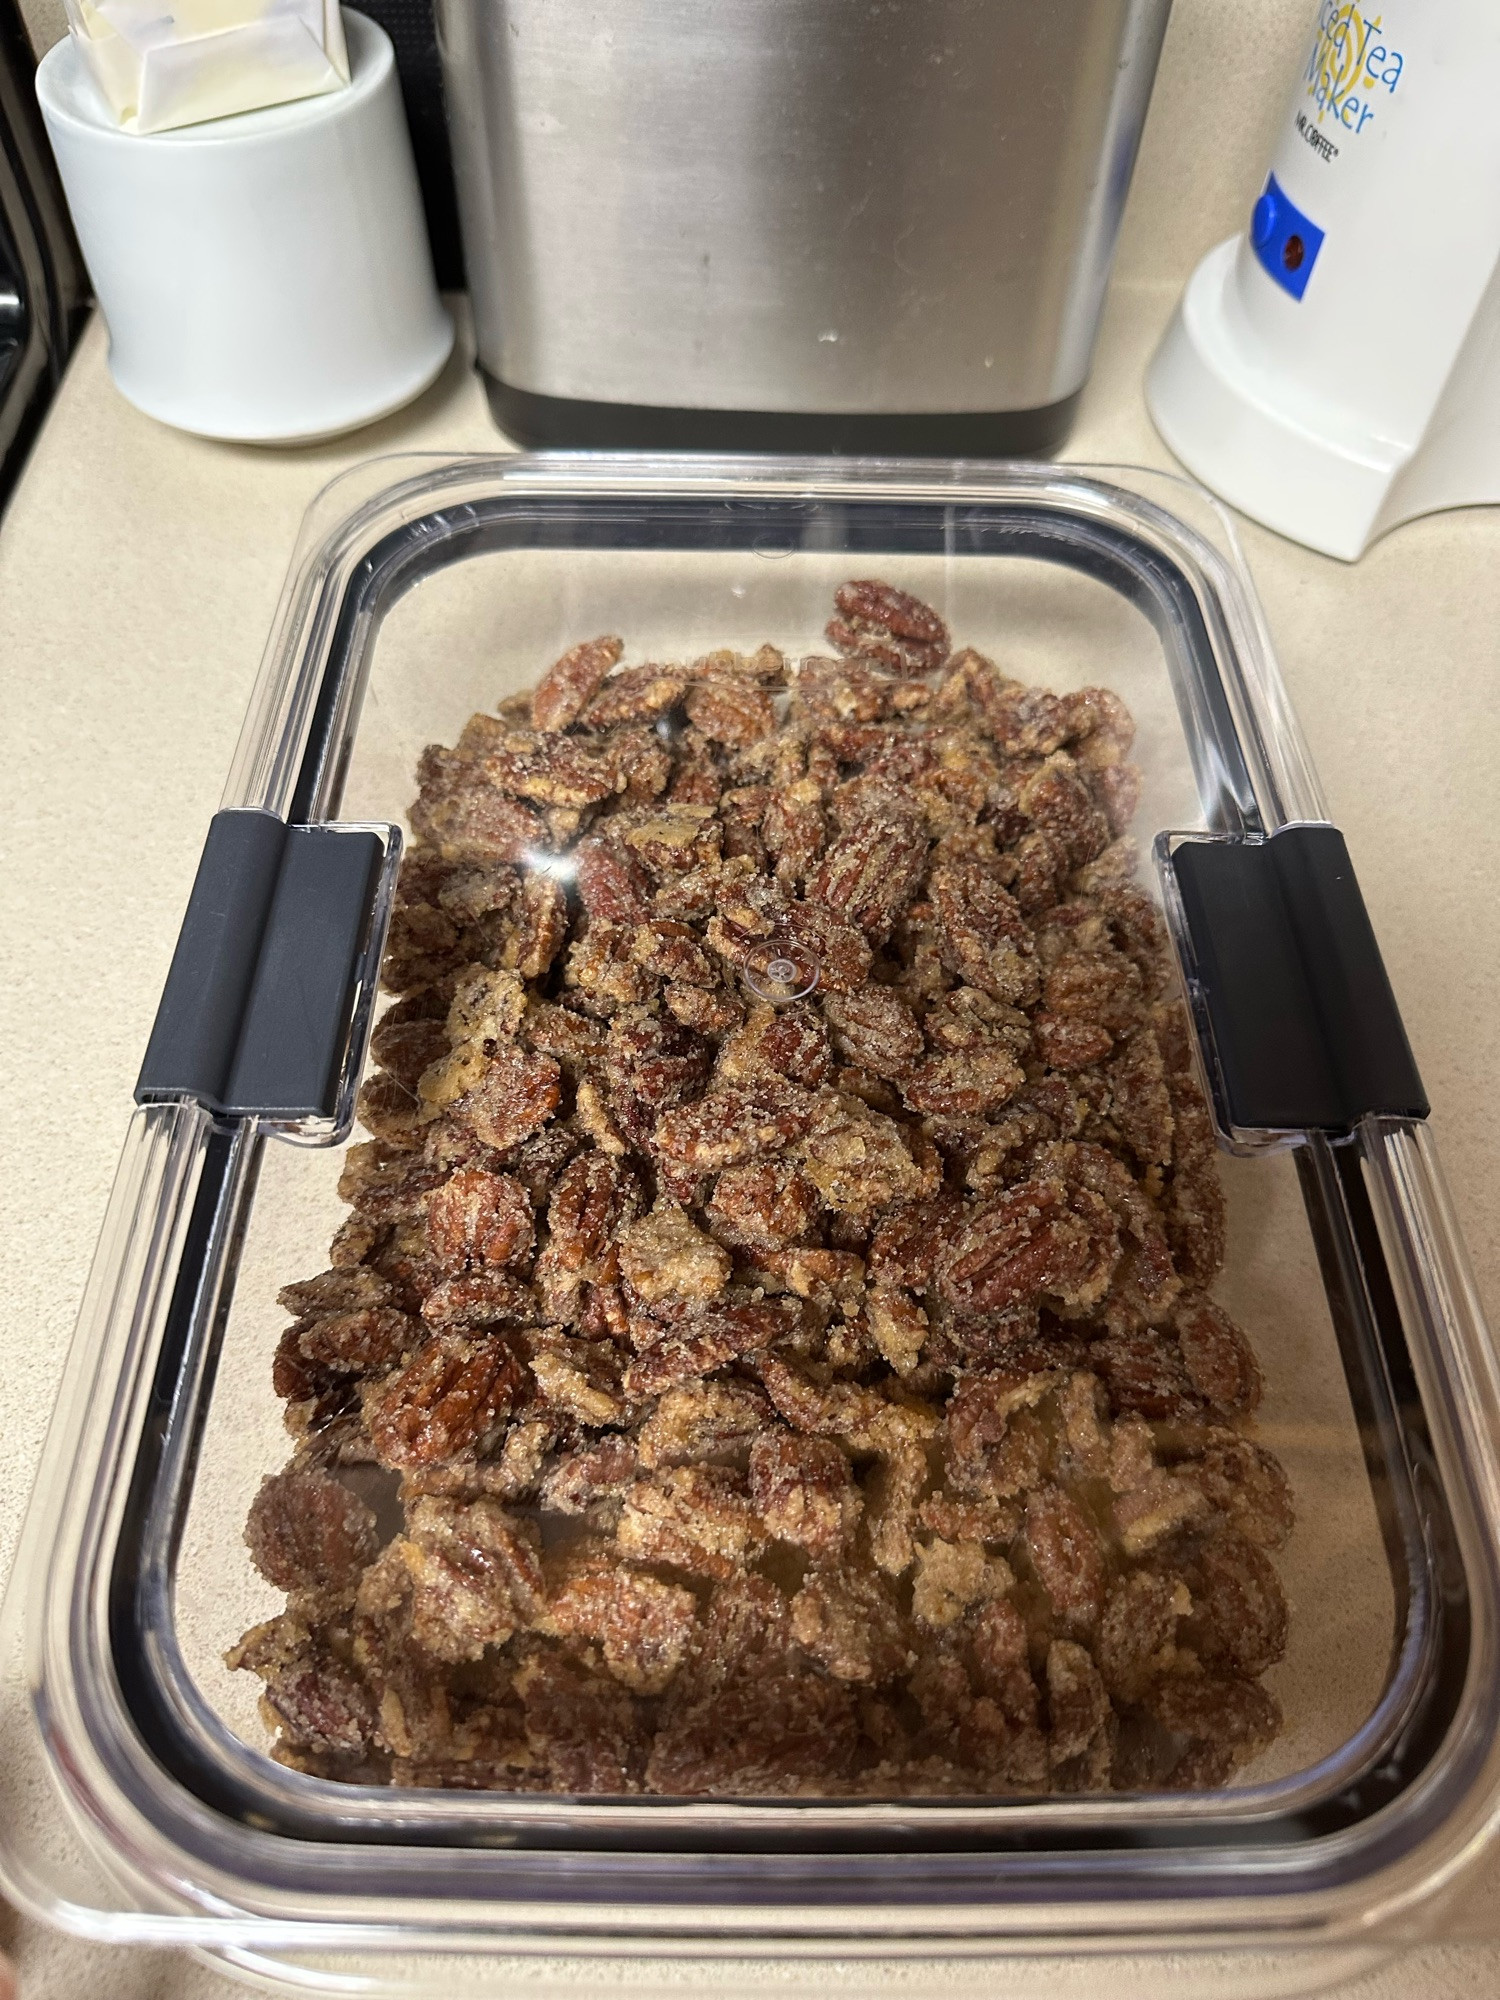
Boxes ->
[234,581,1292,1799]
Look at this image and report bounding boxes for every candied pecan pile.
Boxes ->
[229,580,1293,1798]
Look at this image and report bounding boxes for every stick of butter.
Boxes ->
[63,0,351,134]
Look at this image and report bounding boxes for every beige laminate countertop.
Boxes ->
[2,281,1499,2000]
[10,0,1500,1990]
[14,0,1500,1912]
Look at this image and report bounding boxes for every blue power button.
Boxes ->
[1249,174,1325,300]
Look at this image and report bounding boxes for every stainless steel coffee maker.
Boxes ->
[437,0,1172,450]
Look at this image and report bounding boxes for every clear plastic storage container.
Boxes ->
[3,455,1499,1997]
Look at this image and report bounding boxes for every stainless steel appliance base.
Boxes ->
[483,374,1082,458]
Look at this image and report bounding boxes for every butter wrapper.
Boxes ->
[63,0,351,134]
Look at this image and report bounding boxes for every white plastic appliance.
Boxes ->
[1147,0,1500,561]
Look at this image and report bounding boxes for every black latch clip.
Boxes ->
[135,808,398,1127]
[1169,823,1427,1136]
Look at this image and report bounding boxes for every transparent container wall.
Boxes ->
[177,523,1393,1800]
[8,462,1499,1985]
